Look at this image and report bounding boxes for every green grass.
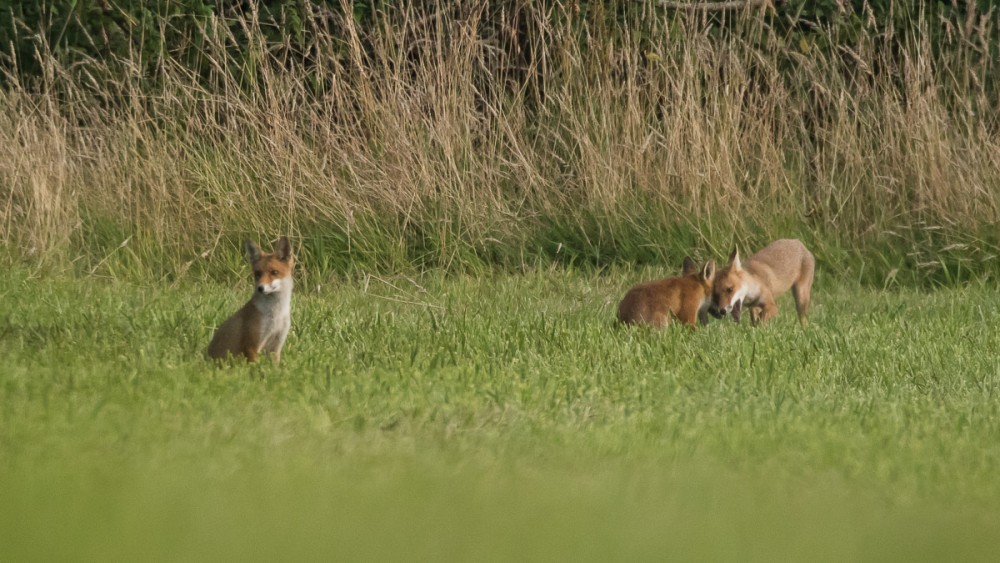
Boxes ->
[2,267,1000,561]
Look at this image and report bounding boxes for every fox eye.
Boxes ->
[726,287,734,293]
[270,269,279,276]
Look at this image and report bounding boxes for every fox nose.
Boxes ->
[257,285,265,293]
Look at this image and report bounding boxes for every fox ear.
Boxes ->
[274,236,292,262]
[244,239,262,264]
[702,260,716,282]
[728,248,741,270]
[681,255,697,276]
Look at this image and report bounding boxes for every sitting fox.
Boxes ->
[710,239,814,326]
[207,237,294,363]
[618,256,717,329]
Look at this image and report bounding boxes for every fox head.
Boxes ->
[681,256,721,315]
[711,248,750,321]
[692,258,717,297]
[244,236,294,296]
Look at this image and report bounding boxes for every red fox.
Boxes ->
[618,256,717,328]
[207,236,294,363]
[710,239,814,326]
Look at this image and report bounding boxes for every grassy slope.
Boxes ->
[2,268,1000,561]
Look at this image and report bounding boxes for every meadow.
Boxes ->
[4,1,1000,559]
[3,265,1000,561]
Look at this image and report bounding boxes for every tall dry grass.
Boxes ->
[2,2,999,285]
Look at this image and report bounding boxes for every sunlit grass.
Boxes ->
[2,268,999,560]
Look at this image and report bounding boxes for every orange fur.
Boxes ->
[618,257,717,329]
[207,237,294,363]
[711,239,815,326]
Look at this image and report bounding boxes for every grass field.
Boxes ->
[5,3,1000,560]
[2,266,1000,561]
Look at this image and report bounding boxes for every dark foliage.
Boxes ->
[2,1,996,97]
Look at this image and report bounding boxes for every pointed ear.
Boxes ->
[274,236,292,262]
[702,260,716,282]
[681,256,697,276]
[244,239,262,264]
[728,248,741,270]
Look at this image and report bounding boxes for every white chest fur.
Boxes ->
[252,284,292,353]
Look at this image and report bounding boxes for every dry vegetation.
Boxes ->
[2,2,999,284]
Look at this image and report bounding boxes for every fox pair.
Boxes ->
[617,239,815,329]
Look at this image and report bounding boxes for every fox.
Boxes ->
[207,236,294,363]
[617,256,718,329]
[710,239,815,326]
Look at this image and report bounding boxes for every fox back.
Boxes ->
[618,257,716,328]
[207,236,294,363]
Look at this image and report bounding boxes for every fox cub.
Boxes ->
[207,236,294,363]
[710,238,814,326]
[618,256,717,329]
